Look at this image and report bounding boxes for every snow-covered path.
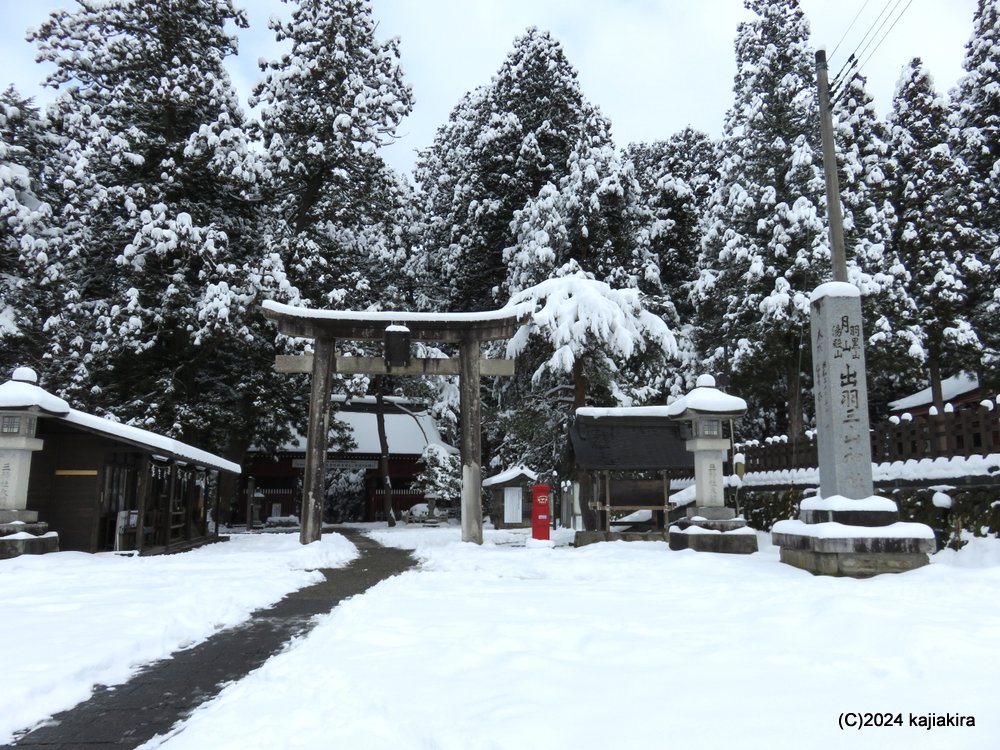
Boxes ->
[134,526,999,750]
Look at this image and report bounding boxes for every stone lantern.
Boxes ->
[0,367,68,556]
[666,374,757,553]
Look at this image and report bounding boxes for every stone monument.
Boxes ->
[771,286,935,576]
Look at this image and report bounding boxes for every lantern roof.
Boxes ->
[665,375,747,420]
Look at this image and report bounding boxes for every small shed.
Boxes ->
[0,370,240,555]
[483,466,538,529]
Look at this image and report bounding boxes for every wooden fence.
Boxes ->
[743,405,1000,473]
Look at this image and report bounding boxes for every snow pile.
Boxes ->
[0,533,357,743]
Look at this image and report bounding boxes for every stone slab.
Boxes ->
[0,509,38,524]
[779,547,928,577]
[772,530,936,555]
[669,530,758,554]
[0,533,59,559]
[0,521,49,537]
[799,508,899,526]
[686,506,737,521]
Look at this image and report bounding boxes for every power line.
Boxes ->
[828,0,916,109]
[855,0,915,76]
[836,0,901,77]
[830,0,874,62]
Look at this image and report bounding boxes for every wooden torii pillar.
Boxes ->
[261,300,530,545]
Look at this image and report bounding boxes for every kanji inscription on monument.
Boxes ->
[810,283,874,500]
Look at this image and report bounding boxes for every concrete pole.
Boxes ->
[459,337,483,544]
[812,49,875,500]
[301,336,335,544]
[816,49,848,283]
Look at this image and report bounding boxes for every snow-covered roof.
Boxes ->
[483,465,538,487]
[888,373,980,412]
[277,408,453,457]
[0,371,239,474]
[61,408,241,474]
[575,405,674,419]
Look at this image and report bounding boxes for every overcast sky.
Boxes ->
[0,0,980,175]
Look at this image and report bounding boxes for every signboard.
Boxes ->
[290,459,378,470]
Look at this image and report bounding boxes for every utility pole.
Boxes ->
[815,49,849,283]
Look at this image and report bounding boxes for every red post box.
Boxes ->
[531,484,550,541]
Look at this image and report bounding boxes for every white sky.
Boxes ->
[0,0,979,175]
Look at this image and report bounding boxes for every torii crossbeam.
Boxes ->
[262,300,531,545]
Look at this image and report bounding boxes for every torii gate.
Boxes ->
[261,300,531,545]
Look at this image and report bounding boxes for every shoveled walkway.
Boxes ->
[3,529,415,749]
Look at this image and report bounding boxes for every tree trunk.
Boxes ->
[374,376,396,526]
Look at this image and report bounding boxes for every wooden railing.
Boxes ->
[742,404,1000,472]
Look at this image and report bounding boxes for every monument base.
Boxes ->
[779,548,929,577]
[0,531,60,559]
[772,517,934,577]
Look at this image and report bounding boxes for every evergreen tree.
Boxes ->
[409,28,604,311]
[252,0,413,309]
[692,0,830,439]
[0,87,55,375]
[29,0,297,462]
[626,127,720,321]
[883,59,985,408]
[951,0,1000,383]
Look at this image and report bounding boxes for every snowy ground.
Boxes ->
[0,533,358,744]
[3,526,999,750]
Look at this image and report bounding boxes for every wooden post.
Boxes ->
[135,456,150,554]
[246,476,256,532]
[459,337,483,544]
[302,336,335,544]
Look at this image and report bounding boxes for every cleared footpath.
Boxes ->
[4,529,415,749]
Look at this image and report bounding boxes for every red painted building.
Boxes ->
[242,397,456,523]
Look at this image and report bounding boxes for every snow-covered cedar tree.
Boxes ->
[409,27,631,312]
[0,87,54,375]
[489,264,677,527]
[625,127,720,322]
[325,467,367,523]
[412,443,462,512]
[951,0,1000,384]
[252,0,413,309]
[29,0,302,469]
[692,0,833,440]
[883,58,986,410]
